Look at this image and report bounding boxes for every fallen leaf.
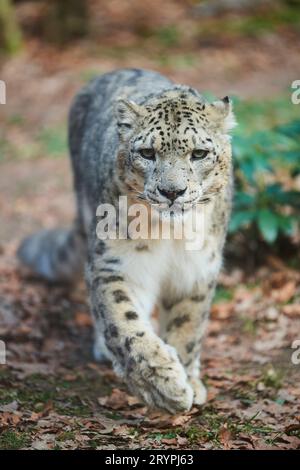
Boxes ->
[31,434,55,450]
[170,414,192,427]
[285,423,300,434]
[0,400,18,412]
[113,425,131,437]
[98,388,141,410]
[0,411,21,426]
[272,281,296,303]
[211,302,234,320]
[177,436,189,446]
[219,423,232,449]
[282,304,300,317]
[161,437,178,445]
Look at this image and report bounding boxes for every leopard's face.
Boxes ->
[116,89,235,214]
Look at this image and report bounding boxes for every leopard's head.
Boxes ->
[116,87,235,214]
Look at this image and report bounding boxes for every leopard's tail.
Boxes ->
[17,225,85,282]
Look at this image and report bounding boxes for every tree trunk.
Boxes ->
[0,0,22,54]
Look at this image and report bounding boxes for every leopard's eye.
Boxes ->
[191,149,209,161]
[139,148,156,161]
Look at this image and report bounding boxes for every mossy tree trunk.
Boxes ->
[0,0,22,54]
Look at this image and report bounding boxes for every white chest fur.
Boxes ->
[109,202,222,317]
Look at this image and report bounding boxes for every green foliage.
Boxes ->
[197,2,300,40]
[230,96,300,245]
[0,430,29,450]
[213,286,234,303]
[156,25,180,48]
[39,126,67,157]
[261,366,284,390]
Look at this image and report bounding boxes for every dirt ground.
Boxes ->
[0,23,300,449]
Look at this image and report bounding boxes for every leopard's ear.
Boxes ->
[209,96,236,132]
[115,99,144,138]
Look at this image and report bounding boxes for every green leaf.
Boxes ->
[273,190,300,209]
[277,215,296,237]
[280,150,300,166]
[234,191,256,209]
[257,209,279,243]
[229,210,256,233]
[275,120,300,140]
[265,183,283,195]
[239,161,256,184]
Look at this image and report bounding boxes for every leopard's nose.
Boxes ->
[158,186,187,203]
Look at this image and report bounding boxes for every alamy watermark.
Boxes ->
[291,339,300,365]
[0,80,6,104]
[0,340,6,364]
[95,196,206,251]
[291,80,300,104]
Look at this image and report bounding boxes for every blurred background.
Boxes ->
[0,1,300,450]
[0,0,300,263]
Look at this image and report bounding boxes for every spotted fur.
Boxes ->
[18,69,235,414]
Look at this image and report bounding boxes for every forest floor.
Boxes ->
[1,22,300,449]
[0,241,300,450]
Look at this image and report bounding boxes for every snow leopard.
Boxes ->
[18,68,235,414]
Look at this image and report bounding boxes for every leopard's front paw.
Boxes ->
[189,377,207,405]
[125,342,193,414]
